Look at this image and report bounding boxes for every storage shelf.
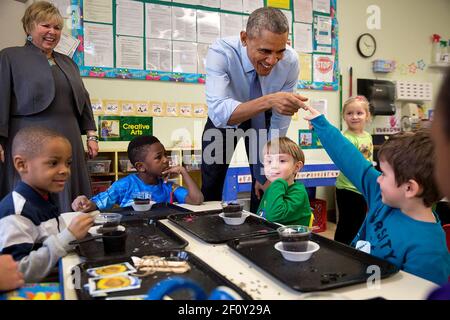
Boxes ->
[90,172,116,177]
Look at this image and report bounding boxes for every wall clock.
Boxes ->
[357,33,376,58]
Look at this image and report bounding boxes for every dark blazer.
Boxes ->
[0,41,96,138]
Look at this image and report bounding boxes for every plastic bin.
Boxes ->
[91,181,111,195]
[87,160,111,174]
[372,59,396,73]
[183,154,201,171]
[310,198,327,233]
[119,159,136,172]
[167,155,180,167]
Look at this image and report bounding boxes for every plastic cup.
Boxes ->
[221,201,244,218]
[95,213,122,233]
[103,230,127,254]
[277,225,312,252]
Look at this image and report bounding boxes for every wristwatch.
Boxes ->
[87,135,99,142]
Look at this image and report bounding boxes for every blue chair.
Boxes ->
[146,276,242,300]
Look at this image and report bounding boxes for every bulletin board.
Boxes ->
[68,0,339,91]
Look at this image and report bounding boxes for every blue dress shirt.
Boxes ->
[205,36,299,138]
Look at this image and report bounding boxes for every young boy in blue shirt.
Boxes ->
[302,105,450,285]
[72,135,203,211]
[0,127,94,282]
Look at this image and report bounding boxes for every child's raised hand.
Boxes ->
[162,166,185,183]
[68,214,95,240]
[255,180,271,200]
[302,104,322,121]
[71,195,96,212]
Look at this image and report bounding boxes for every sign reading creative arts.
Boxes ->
[98,116,153,141]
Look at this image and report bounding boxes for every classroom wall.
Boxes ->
[1,0,450,210]
[338,0,450,133]
[0,0,32,48]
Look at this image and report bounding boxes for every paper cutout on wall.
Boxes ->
[103,100,120,115]
[408,63,417,74]
[91,98,208,118]
[120,100,135,115]
[178,103,193,117]
[91,98,103,115]
[164,102,179,117]
[135,101,150,116]
[398,64,408,75]
[150,101,165,117]
[193,104,207,117]
[417,59,426,70]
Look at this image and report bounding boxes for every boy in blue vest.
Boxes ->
[302,105,450,285]
[0,127,94,282]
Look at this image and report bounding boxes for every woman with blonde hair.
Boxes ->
[0,1,98,211]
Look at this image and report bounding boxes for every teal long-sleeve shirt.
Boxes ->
[257,178,311,226]
[311,115,450,284]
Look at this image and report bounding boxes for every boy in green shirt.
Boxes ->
[256,137,311,226]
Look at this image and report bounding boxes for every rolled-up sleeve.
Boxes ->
[269,48,299,138]
[281,52,299,93]
[205,46,241,129]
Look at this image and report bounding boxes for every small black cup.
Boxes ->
[278,225,311,252]
[280,233,310,252]
[103,230,127,254]
[222,202,244,218]
[133,198,150,205]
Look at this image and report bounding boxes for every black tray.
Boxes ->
[74,250,252,300]
[227,233,399,292]
[106,202,193,221]
[168,211,280,244]
[76,219,188,261]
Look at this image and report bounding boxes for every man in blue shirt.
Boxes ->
[202,7,308,212]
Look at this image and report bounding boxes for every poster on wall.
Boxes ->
[298,129,322,149]
[98,116,153,141]
[267,0,291,10]
[372,112,401,135]
[71,0,338,91]
[313,54,335,83]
